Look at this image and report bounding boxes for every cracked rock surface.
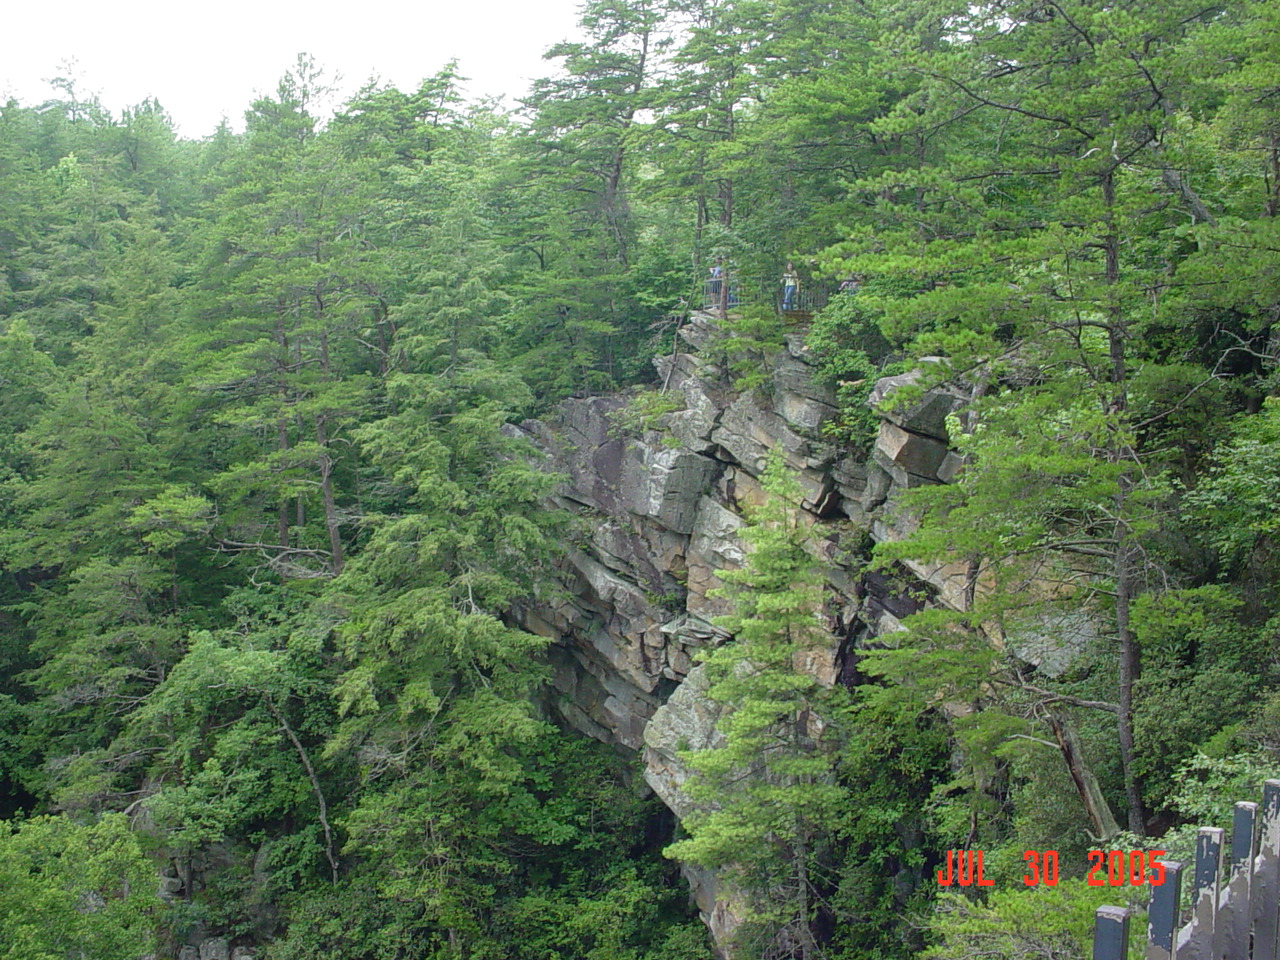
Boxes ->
[508,312,979,953]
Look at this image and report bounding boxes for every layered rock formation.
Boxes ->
[509,311,969,951]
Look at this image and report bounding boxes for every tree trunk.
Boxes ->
[1266,134,1279,219]
[1103,166,1147,836]
[603,22,648,270]
[1114,526,1146,835]
[315,415,344,576]
[275,306,292,550]
[276,419,290,549]
[1046,707,1121,840]
[795,822,813,960]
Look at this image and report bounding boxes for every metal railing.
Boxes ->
[1093,781,1280,960]
[699,271,833,317]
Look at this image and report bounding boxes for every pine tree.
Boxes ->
[182,57,381,579]
[667,454,847,960]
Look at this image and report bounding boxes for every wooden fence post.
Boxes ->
[1194,826,1224,902]
[1255,780,1280,960]
[1218,801,1259,960]
[1233,799,1260,867]
[1094,906,1130,960]
[1146,860,1183,960]
[1178,827,1223,959]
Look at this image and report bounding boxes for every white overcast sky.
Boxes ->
[0,0,584,138]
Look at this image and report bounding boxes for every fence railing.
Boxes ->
[699,272,833,317]
[1093,780,1280,960]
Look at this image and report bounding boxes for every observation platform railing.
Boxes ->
[700,272,832,319]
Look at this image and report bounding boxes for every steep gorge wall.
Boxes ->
[508,312,969,948]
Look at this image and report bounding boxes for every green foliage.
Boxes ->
[827,699,949,959]
[271,733,710,960]
[496,864,711,960]
[926,753,1280,960]
[1186,399,1280,572]
[0,695,36,816]
[806,293,900,449]
[609,387,686,438]
[1132,750,1280,917]
[713,304,787,392]
[0,317,56,476]
[1169,752,1280,827]
[825,0,1280,851]
[922,879,1143,960]
[0,814,160,960]
[1134,666,1258,811]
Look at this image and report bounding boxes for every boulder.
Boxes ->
[1007,612,1097,678]
[642,665,726,819]
[681,863,744,959]
[677,311,725,351]
[873,421,950,485]
[587,520,669,596]
[548,645,659,749]
[771,351,838,432]
[537,398,719,535]
[686,497,745,621]
[660,613,730,648]
[655,353,723,453]
[620,444,719,534]
[867,364,968,441]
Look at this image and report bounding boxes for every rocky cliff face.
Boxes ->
[508,311,967,951]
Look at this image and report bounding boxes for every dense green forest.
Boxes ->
[2,0,1280,958]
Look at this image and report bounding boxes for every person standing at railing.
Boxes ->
[781,261,799,310]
